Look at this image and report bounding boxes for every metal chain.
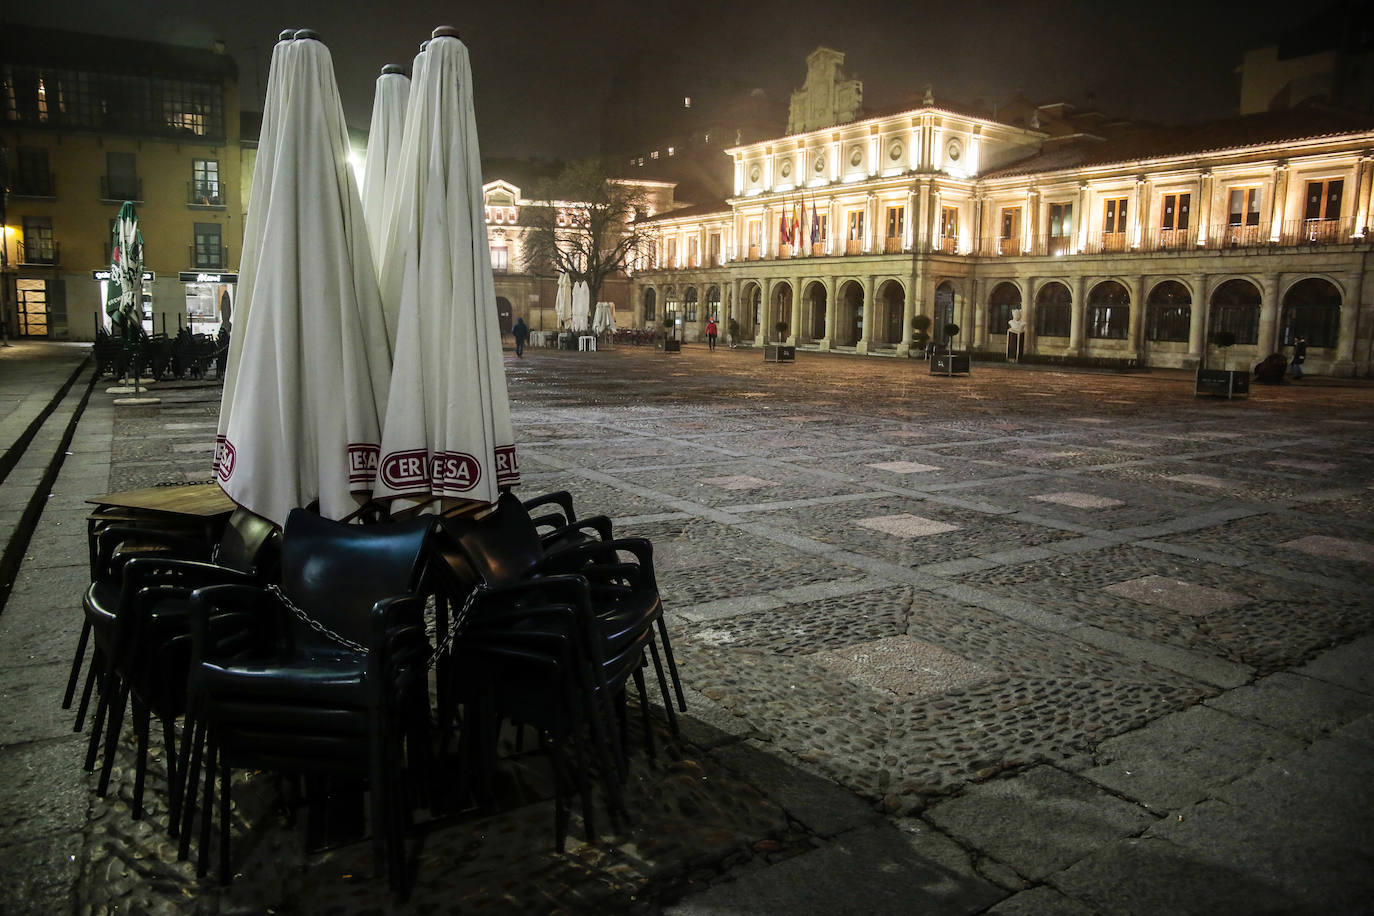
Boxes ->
[426,587,482,669]
[268,584,368,654]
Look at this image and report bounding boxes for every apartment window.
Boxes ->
[104,151,140,200]
[1048,202,1072,254]
[885,205,905,239]
[1000,206,1022,254]
[192,159,221,205]
[14,147,52,196]
[21,217,56,263]
[1228,188,1261,226]
[193,222,223,269]
[1304,179,1343,221]
[817,213,829,242]
[489,244,508,272]
[1103,198,1128,233]
[709,232,721,264]
[847,210,865,241]
[1160,193,1190,230]
[747,219,762,251]
[941,207,958,239]
[666,238,678,267]
[688,236,699,266]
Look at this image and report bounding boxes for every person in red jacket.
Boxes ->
[705,316,719,351]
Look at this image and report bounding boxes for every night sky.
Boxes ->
[8,0,1305,159]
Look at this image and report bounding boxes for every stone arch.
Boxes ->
[934,281,957,347]
[642,287,657,324]
[1209,278,1263,345]
[663,286,681,331]
[875,279,906,346]
[684,286,700,323]
[1087,280,1130,340]
[705,285,722,322]
[769,281,794,340]
[739,282,762,340]
[495,296,513,334]
[802,280,828,342]
[986,281,1022,335]
[1034,281,1073,337]
[837,280,865,346]
[1281,277,1342,348]
[1145,280,1191,342]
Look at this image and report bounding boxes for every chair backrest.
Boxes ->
[214,507,282,577]
[279,510,434,648]
[441,492,546,589]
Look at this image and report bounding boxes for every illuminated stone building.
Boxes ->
[1,26,243,340]
[634,47,1374,376]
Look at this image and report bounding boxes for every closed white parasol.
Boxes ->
[373,27,519,509]
[214,30,392,525]
[360,63,411,268]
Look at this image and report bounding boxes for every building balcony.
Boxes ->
[936,235,957,254]
[884,236,904,253]
[18,239,60,266]
[10,174,57,199]
[844,239,863,255]
[189,245,230,270]
[1280,217,1356,246]
[187,181,226,208]
[100,176,143,203]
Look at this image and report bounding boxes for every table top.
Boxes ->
[87,483,237,518]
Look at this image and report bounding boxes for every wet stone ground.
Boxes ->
[69,348,1374,912]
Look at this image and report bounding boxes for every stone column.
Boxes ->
[970,276,985,350]
[789,275,803,345]
[1188,273,1208,365]
[821,277,837,350]
[857,274,875,354]
[898,274,915,356]
[1258,272,1281,356]
[1332,271,1361,376]
[906,188,917,251]
[1128,275,1147,360]
[1196,171,1214,247]
[757,278,771,346]
[1131,177,1149,249]
[1270,162,1289,242]
[1362,154,1374,236]
[1076,182,1090,252]
[1069,274,1087,355]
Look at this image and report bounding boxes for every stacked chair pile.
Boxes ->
[68,491,686,900]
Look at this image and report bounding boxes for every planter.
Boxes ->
[763,345,795,362]
[662,339,682,353]
[930,353,970,376]
[1195,368,1249,398]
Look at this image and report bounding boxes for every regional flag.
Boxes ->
[810,200,820,244]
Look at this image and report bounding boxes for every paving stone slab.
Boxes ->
[0,832,82,916]
[1081,705,1304,811]
[1291,634,1374,694]
[1204,671,1374,741]
[0,738,91,844]
[665,821,1003,916]
[986,885,1098,916]
[924,765,1156,881]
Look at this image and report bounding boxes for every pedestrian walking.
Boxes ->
[1289,336,1307,379]
[512,317,529,357]
[705,316,719,351]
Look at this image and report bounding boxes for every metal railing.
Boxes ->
[187,181,226,206]
[100,175,143,202]
[1277,217,1358,246]
[9,173,56,198]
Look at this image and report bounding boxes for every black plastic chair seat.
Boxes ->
[194,657,371,705]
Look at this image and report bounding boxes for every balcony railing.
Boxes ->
[844,239,863,255]
[10,174,56,198]
[884,236,904,253]
[189,245,230,270]
[1212,223,1264,249]
[19,239,60,265]
[100,175,143,202]
[1280,217,1357,246]
[187,181,226,207]
[936,235,957,254]
[1142,228,1195,251]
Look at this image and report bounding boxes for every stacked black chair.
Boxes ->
[431,492,686,846]
[74,507,280,821]
[179,510,434,897]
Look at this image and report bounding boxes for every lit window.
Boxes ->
[668,147,675,156]
[651,150,659,160]
[684,96,692,108]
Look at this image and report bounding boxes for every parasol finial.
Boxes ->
[431,26,461,40]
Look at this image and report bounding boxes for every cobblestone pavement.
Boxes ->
[4,344,1374,914]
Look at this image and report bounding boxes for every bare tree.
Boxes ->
[521,159,651,308]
